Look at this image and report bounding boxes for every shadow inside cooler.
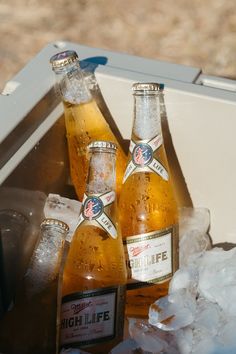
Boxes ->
[0,114,74,316]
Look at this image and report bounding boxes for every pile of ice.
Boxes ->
[112,207,236,354]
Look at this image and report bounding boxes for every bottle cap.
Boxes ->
[50,50,79,70]
[88,141,117,151]
[132,82,164,93]
[40,218,69,232]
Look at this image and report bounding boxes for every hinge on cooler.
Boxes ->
[195,74,236,92]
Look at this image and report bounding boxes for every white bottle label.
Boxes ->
[76,191,117,239]
[123,134,169,183]
[60,286,125,348]
[124,228,173,288]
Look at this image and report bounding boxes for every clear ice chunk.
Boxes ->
[210,347,236,354]
[44,193,81,241]
[218,317,236,348]
[128,318,177,354]
[174,327,193,354]
[198,247,236,315]
[169,266,199,298]
[148,289,196,331]
[192,298,223,336]
[179,207,211,267]
[191,330,219,354]
[110,338,144,354]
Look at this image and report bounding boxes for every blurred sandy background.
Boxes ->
[0,0,236,90]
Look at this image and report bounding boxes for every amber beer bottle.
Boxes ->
[60,141,127,354]
[50,50,126,201]
[119,83,179,318]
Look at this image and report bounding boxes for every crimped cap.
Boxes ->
[50,50,78,69]
[132,82,164,93]
[40,218,69,232]
[88,141,117,152]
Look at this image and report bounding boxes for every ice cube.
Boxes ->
[211,347,236,354]
[198,247,236,315]
[148,289,196,331]
[179,207,210,238]
[179,207,211,267]
[191,329,219,354]
[193,298,223,336]
[169,265,199,297]
[44,193,81,241]
[218,316,236,348]
[110,338,143,354]
[128,317,174,353]
[174,327,193,354]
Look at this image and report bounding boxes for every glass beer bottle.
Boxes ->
[0,218,69,354]
[119,83,179,318]
[60,141,127,354]
[50,50,127,201]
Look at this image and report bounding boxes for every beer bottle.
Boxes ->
[60,141,127,354]
[119,83,179,318]
[50,51,127,201]
[0,218,69,354]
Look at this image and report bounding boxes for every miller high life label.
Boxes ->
[123,134,169,183]
[124,227,174,289]
[60,285,125,348]
[77,191,117,239]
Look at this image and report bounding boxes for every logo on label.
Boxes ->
[83,196,103,220]
[71,301,92,314]
[123,135,169,183]
[130,244,151,257]
[77,191,117,239]
[133,143,153,166]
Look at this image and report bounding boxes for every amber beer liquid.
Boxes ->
[60,141,127,354]
[119,83,179,318]
[50,50,126,200]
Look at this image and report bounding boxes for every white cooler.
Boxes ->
[0,41,236,314]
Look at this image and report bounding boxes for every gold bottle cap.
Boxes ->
[88,141,117,151]
[50,50,79,70]
[40,218,69,232]
[132,82,165,92]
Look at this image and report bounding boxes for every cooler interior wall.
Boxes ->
[0,115,73,315]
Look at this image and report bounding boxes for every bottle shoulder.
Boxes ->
[118,171,179,235]
[120,172,177,203]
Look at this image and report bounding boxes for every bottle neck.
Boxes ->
[53,61,92,104]
[132,93,162,141]
[23,222,68,297]
[86,149,116,195]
